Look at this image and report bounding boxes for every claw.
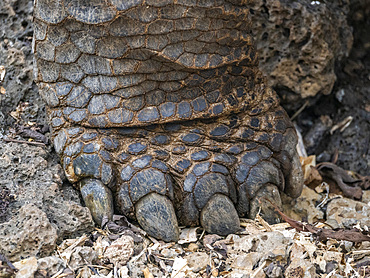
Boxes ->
[200,194,240,235]
[249,184,282,224]
[135,193,179,242]
[79,178,114,225]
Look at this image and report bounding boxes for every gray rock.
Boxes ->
[0,142,94,255]
[0,204,58,261]
[250,0,352,102]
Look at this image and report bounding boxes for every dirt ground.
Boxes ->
[0,0,369,277]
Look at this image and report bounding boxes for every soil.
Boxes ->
[0,0,369,277]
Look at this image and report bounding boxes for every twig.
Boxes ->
[291,100,309,121]
[3,138,46,147]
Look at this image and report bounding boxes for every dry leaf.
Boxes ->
[143,267,154,278]
[0,87,5,95]
[178,227,199,244]
[0,66,5,82]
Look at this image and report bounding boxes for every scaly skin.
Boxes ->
[33,0,303,241]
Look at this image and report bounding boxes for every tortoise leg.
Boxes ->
[79,178,114,225]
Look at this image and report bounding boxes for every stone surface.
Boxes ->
[326,198,370,228]
[250,0,352,102]
[103,235,134,267]
[13,257,38,278]
[37,256,66,276]
[0,204,58,261]
[0,141,94,255]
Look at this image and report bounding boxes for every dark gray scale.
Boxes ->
[153,150,169,160]
[109,17,146,37]
[193,173,229,209]
[146,35,169,51]
[206,90,222,103]
[34,0,67,24]
[191,150,210,161]
[115,182,134,216]
[107,108,134,124]
[129,168,169,202]
[161,43,184,60]
[148,19,174,35]
[111,0,144,11]
[122,96,144,112]
[192,162,210,176]
[172,146,187,154]
[65,86,92,108]
[211,103,224,115]
[34,20,47,41]
[99,150,113,162]
[66,127,83,136]
[181,133,202,145]
[55,82,73,97]
[159,102,176,118]
[183,173,197,192]
[101,163,113,185]
[83,142,100,153]
[241,150,261,166]
[150,134,170,145]
[35,41,55,62]
[128,142,147,154]
[174,159,192,173]
[82,76,118,94]
[101,137,119,151]
[64,0,117,24]
[88,115,109,128]
[191,96,208,112]
[177,101,192,118]
[126,5,158,23]
[71,31,97,54]
[137,107,160,123]
[55,43,81,64]
[81,132,98,141]
[51,117,65,128]
[53,130,68,155]
[132,155,152,169]
[78,54,112,75]
[226,145,244,155]
[245,161,282,198]
[209,125,230,137]
[152,160,169,172]
[235,163,250,183]
[87,94,120,115]
[210,163,228,175]
[48,26,69,47]
[120,165,135,181]
[73,153,102,178]
[96,37,129,58]
[68,109,87,123]
[214,153,237,166]
[268,132,283,152]
[37,60,60,82]
[146,90,166,106]
[118,73,147,89]
[61,64,85,83]
[178,194,200,226]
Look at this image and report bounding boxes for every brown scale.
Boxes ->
[34,0,303,242]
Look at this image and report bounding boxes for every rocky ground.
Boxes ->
[0,0,369,277]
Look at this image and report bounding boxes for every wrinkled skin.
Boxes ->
[33,0,303,242]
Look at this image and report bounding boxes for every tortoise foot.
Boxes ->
[200,193,240,235]
[135,193,179,242]
[79,178,114,225]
